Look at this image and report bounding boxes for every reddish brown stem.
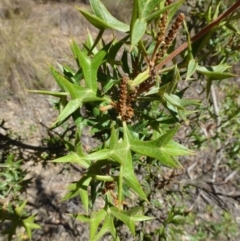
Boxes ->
[155,1,240,72]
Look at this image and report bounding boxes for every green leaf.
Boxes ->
[52,152,90,168]
[197,64,236,80]
[90,0,129,32]
[125,123,182,168]
[107,126,130,165]
[75,214,90,222]
[70,38,84,67]
[90,209,108,240]
[110,207,135,235]
[130,0,139,31]
[78,9,112,30]
[153,125,180,147]
[77,1,129,32]
[162,140,195,156]
[50,67,99,99]
[163,94,185,110]
[131,68,150,87]
[77,149,123,165]
[52,99,83,127]
[70,40,111,92]
[50,89,104,127]
[110,207,154,236]
[61,176,92,214]
[108,35,130,62]
[78,176,92,214]
[139,0,163,19]
[186,59,198,81]
[93,214,118,241]
[146,1,184,23]
[123,171,148,201]
[15,200,27,216]
[27,90,68,97]
[122,129,147,200]
[22,215,41,239]
[131,18,147,47]
[82,29,99,54]
[180,98,201,107]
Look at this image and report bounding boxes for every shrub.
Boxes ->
[0,154,40,240]
[30,0,240,240]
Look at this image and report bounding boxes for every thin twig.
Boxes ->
[210,84,222,183]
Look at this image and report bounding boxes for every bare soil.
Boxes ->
[0,1,240,241]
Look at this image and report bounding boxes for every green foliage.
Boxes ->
[31,0,240,240]
[0,155,41,240]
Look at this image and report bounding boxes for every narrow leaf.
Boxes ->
[90,0,129,31]
[186,59,198,81]
[90,209,108,240]
[27,90,68,97]
[197,65,236,80]
[131,18,147,48]
[146,1,184,22]
[164,94,185,110]
[77,5,129,32]
[162,140,195,156]
[52,99,83,127]
[52,152,90,168]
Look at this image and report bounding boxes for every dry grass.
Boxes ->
[0,0,93,101]
[0,0,133,102]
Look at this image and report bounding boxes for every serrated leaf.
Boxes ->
[122,133,147,200]
[107,127,130,165]
[61,177,91,214]
[180,98,201,107]
[82,29,99,54]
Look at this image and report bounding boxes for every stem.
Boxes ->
[155,1,240,72]
[210,84,222,183]
[118,164,123,209]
